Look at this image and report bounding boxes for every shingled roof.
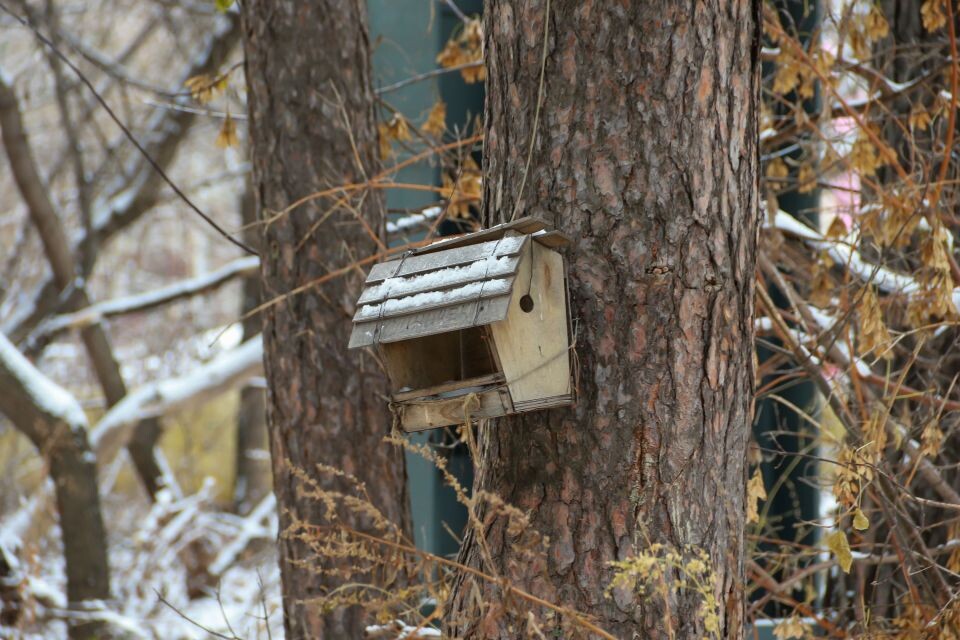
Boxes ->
[348,217,569,349]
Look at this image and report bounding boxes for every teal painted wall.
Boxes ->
[367,1,478,559]
[368,1,440,215]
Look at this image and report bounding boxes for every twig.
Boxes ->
[376,61,483,95]
[0,2,258,257]
[155,590,236,640]
[439,0,469,24]
[312,524,618,640]
[257,570,273,640]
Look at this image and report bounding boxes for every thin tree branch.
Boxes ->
[376,61,482,95]
[0,2,256,256]
[29,256,260,345]
[90,335,264,467]
[3,12,242,343]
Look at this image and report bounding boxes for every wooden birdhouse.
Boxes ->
[348,217,574,432]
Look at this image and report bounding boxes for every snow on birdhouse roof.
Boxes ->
[348,216,570,349]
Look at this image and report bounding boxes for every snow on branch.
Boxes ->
[91,335,263,465]
[767,208,960,309]
[208,493,277,577]
[31,256,260,341]
[386,205,442,235]
[0,332,88,432]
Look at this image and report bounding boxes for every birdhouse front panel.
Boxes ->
[488,239,571,411]
[348,217,574,432]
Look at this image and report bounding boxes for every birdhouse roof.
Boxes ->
[348,217,569,348]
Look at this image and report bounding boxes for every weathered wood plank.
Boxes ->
[396,386,513,431]
[354,277,514,322]
[409,216,548,257]
[366,234,527,284]
[357,254,521,305]
[531,230,572,249]
[377,295,511,343]
[512,394,574,411]
[391,372,504,402]
[348,295,512,348]
[489,242,572,405]
[380,332,461,390]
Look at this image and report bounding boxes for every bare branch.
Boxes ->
[0,332,111,631]
[0,3,256,256]
[2,13,242,342]
[29,255,259,345]
[91,335,263,467]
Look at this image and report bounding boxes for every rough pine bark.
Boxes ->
[448,2,760,638]
[241,2,409,637]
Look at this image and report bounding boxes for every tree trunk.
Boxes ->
[448,2,760,638]
[0,333,110,640]
[241,2,409,637]
[0,71,166,501]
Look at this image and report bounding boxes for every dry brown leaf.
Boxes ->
[921,0,947,32]
[186,73,228,105]
[773,616,809,640]
[853,507,870,531]
[825,530,853,573]
[422,101,447,137]
[865,6,890,41]
[746,467,767,524]
[215,114,239,148]
[766,157,789,180]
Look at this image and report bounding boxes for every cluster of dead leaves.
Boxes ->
[441,156,482,219]
[909,224,958,325]
[422,101,446,138]
[857,285,892,358]
[746,467,766,524]
[378,112,412,159]
[437,18,485,84]
[921,0,948,32]
[847,4,890,60]
[377,102,450,162]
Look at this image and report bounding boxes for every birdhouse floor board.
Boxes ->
[396,387,514,432]
[391,372,504,402]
